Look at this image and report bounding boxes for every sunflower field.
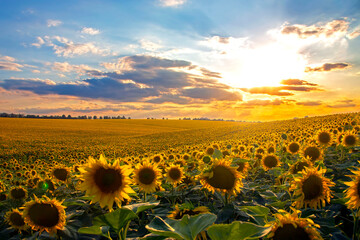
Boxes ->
[0,113,359,240]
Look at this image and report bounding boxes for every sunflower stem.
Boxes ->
[143,192,147,202]
[352,209,360,240]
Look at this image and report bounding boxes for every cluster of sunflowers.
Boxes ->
[0,112,359,239]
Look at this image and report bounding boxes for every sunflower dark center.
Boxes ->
[268,147,275,153]
[264,156,278,169]
[53,168,68,181]
[206,165,236,190]
[153,156,161,163]
[318,132,331,144]
[94,167,123,193]
[206,148,214,155]
[9,212,25,226]
[357,181,360,198]
[169,168,181,180]
[304,147,320,161]
[292,161,309,174]
[10,188,26,199]
[302,175,323,200]
[289,143,300,153]
[139,168,156,185]
[28,203,60,228]
[344,135,356,146]
[273,223,311,240]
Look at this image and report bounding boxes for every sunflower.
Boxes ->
[268,208,323,240]
[344,165,360,209]
[9,186,27,201]
[288,142,301,154]
[290,167,334,209]
[262,154,281,171]
[52,166,70,182]
[199,159,243,196]
[342,131,359,147]
[5,208,28,232]
[303,146,322,162]
[289,158,313,175]
[166,164,184,185]
[168,204,210,219]
[78,155,134,209]
[316,130,332,146]
[235,161,250,175]
[134,160,162,193]
[23,196,66,235]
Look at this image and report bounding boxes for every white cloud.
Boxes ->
[32,36,111,57]
[51,61,93,74]
[139,39,162,51]
[0,55,23,71]
[81,27,100,35]
[158,0,186,7]
[47,19,62,27]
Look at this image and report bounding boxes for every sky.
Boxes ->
[0,0,359,121]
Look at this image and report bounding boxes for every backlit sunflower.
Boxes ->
[199,159,243,196]
[288,142,301,154]
[316,130,332,146]
[289,158,313,175]
[303,146,322,162]
[166,164,184,185]
[23,196,66,235]
[52,166,70,182]
[344,165,360,209]
[262,154,281,171]
[5,208,28,232]
[290,167,334,209]
[268,208,323,240]
[342,131,359,147]
[134,160,162,193]
[78,155,134,209]
[235,161,250,175]
[9,186,27,201]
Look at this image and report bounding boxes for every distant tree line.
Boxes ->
[0,112,131,120]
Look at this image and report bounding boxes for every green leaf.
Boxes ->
[238,206,270,225]
[92,207,138,233]
[78,225,112,239]
[213,149,223,159]
[146,213,217,240]
[207,221,272,240]
[124,201,160,214]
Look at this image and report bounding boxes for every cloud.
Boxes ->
[348,29,360,39]
[47,19,62,27]
[32,36,111,57]
[0,55,242,104]
[241,85,322,96]
[296,101,322,106]
[280,79,318,86]
[158,0,186,7]
[50,62,93,75]
[238,99,285,108]
[327,99,357,108]
[81,27,100,35]
[139,39,162,51]
[281,19,349,39]
[305,63,350,72]
[0,56,23,71]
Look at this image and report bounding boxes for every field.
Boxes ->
[0,113,360,240]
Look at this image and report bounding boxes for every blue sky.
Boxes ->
[0,0,359,120]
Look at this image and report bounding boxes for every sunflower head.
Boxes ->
[52,167,70,182]
[268,208,323,240]
[290,167,334,209]
[5,208,28,232]
[289,158,313,175]
[199,159,243,196]
[344,166,360,209]
[262,154,280,171]
[342,131,358,147]
[134,160,162,194]
[166,164,184,185]
[316,130,332,145]
[23,196,66,235]
[9,186,27,201]
[78,155,134,209]
[303,146,322,162]
[288,142,301,154]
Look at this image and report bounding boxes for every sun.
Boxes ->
[221,42,307,88]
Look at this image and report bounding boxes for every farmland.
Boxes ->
[0,113,359,240]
